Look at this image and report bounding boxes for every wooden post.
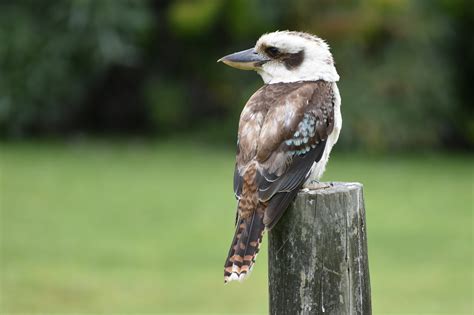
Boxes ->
[268,182,371,315]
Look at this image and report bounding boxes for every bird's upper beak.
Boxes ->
[218,48,270,70]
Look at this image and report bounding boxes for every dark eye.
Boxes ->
[265,46,280,57]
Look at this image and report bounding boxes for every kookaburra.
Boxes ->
[218,31,341,283]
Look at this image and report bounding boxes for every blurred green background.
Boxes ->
[1,0,473,314]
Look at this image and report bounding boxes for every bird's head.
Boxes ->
[218,31,339,84]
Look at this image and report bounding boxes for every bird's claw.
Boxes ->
[303,180,332,190]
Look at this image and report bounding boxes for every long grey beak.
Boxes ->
[218,48,270,70]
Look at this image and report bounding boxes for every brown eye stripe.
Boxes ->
[260,44,304,69]
[283,50,304,69]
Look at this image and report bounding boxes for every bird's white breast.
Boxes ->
[305,82,341,183]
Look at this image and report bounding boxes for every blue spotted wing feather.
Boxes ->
[258,113,326,200]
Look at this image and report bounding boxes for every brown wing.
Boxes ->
[256,81,335,229]
[233,81,335,229]
[233,82,306,200]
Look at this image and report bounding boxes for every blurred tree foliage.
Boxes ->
[0,0,472,150]
[0,0,152,136]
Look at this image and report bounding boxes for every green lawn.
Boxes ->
[1,141,473,314]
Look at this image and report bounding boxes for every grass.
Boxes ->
[1,140,473,314]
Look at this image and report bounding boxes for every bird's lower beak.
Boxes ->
[218,48,270,70]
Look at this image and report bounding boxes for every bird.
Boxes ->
[218,31,341,283]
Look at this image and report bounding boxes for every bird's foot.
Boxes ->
[302,180,333,191]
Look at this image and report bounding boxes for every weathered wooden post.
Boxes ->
[268,182,371,315]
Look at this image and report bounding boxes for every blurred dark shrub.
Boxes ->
[0,0,152,136]
[0,0,472,150]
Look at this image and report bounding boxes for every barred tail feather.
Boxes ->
[224,209,265,283]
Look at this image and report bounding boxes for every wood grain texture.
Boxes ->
[268,182,371,315]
